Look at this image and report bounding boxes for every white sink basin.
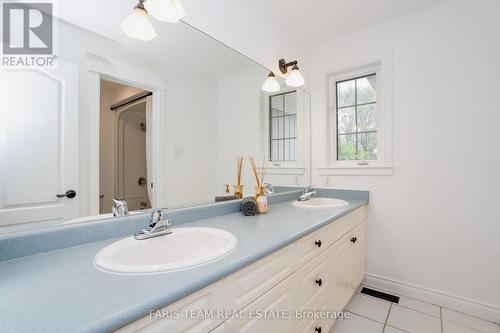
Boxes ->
[293,197,349,208]
[94,227,237,274]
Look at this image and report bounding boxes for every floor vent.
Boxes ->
[361,287,400,303]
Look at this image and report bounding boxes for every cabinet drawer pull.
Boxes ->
[315,327,322,333]
[315,278,323,287]
[315,240,322,248]
[350,236,357,243]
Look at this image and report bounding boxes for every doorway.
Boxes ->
[99,79,152,214]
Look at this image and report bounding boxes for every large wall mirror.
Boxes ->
[0,5,310,233]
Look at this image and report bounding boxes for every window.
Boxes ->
[322,62,393,175]
[269,91,297,162]
[336,74,377,161]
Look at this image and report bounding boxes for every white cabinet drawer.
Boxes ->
[295,293,334,333]
[226,243,296,311]
[331,214,351,242]
[295,249,332,311]
[225,274,296,333]
[295,223,333,268]
[332,206,366,242]
[209,323,225,333]
[351,206,366,225]
[116,281,225,333]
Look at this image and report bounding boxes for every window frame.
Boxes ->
[269,90,298,162]
[335,73,378,162]
[323,62,393,175]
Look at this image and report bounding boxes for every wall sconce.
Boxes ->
[279,59,305,87]
[120,0,157,41]
[145,0,186,23]
[262,72,281,93]
[121,0,186,41]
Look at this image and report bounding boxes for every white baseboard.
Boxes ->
[364,273,500,323]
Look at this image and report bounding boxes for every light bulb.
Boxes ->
[262,72,281,93]
[120,2,157,41]
[285,65,305,87]
[145,0,186,23]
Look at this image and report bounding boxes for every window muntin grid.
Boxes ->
[336,74,377,161]
[270,91,297,162]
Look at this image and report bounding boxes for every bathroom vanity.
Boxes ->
[0,189,368,333]
[118,205,366,333]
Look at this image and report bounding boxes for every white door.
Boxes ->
[0,60,79,227]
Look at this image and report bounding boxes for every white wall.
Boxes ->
[216,66,267,195]
[310,0,500,321]
[164,74,218,207]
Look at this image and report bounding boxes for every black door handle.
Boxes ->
[315,278,323,286]
[315,240,322,248]
[56,190,76,199]
[315,327,322,333]
[351,236,357,243]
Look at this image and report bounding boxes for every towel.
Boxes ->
[241,196,257,216]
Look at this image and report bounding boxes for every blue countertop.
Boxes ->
[0,191,368,333]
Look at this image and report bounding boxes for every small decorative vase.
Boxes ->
[233,184,244,199]
[255,186,268,214]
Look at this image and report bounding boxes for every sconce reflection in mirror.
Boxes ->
[262,59,305,93]
[121,0,186,41]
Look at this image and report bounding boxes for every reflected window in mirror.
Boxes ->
[269,91,297,162]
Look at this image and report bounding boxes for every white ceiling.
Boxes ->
[47,0,261,79]
[44,0,447,78]
[240,0,448,49]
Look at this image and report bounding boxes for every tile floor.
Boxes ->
[330,285,500,333]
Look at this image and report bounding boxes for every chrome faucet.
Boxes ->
[134,209,172,240]
[298,185,317,202]
[112,198,129,217]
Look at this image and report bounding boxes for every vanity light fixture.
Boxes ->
[145,0,186,23]
[262,71,281,93]
[120,0,157,41]
[279,58,305,87]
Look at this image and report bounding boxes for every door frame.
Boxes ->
[81,54,167,217]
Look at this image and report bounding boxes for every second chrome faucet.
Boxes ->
[298,185,317,202]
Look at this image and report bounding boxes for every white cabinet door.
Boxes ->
[329,233,352,312]
[350,221,366,290]
[0,60,79,226]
